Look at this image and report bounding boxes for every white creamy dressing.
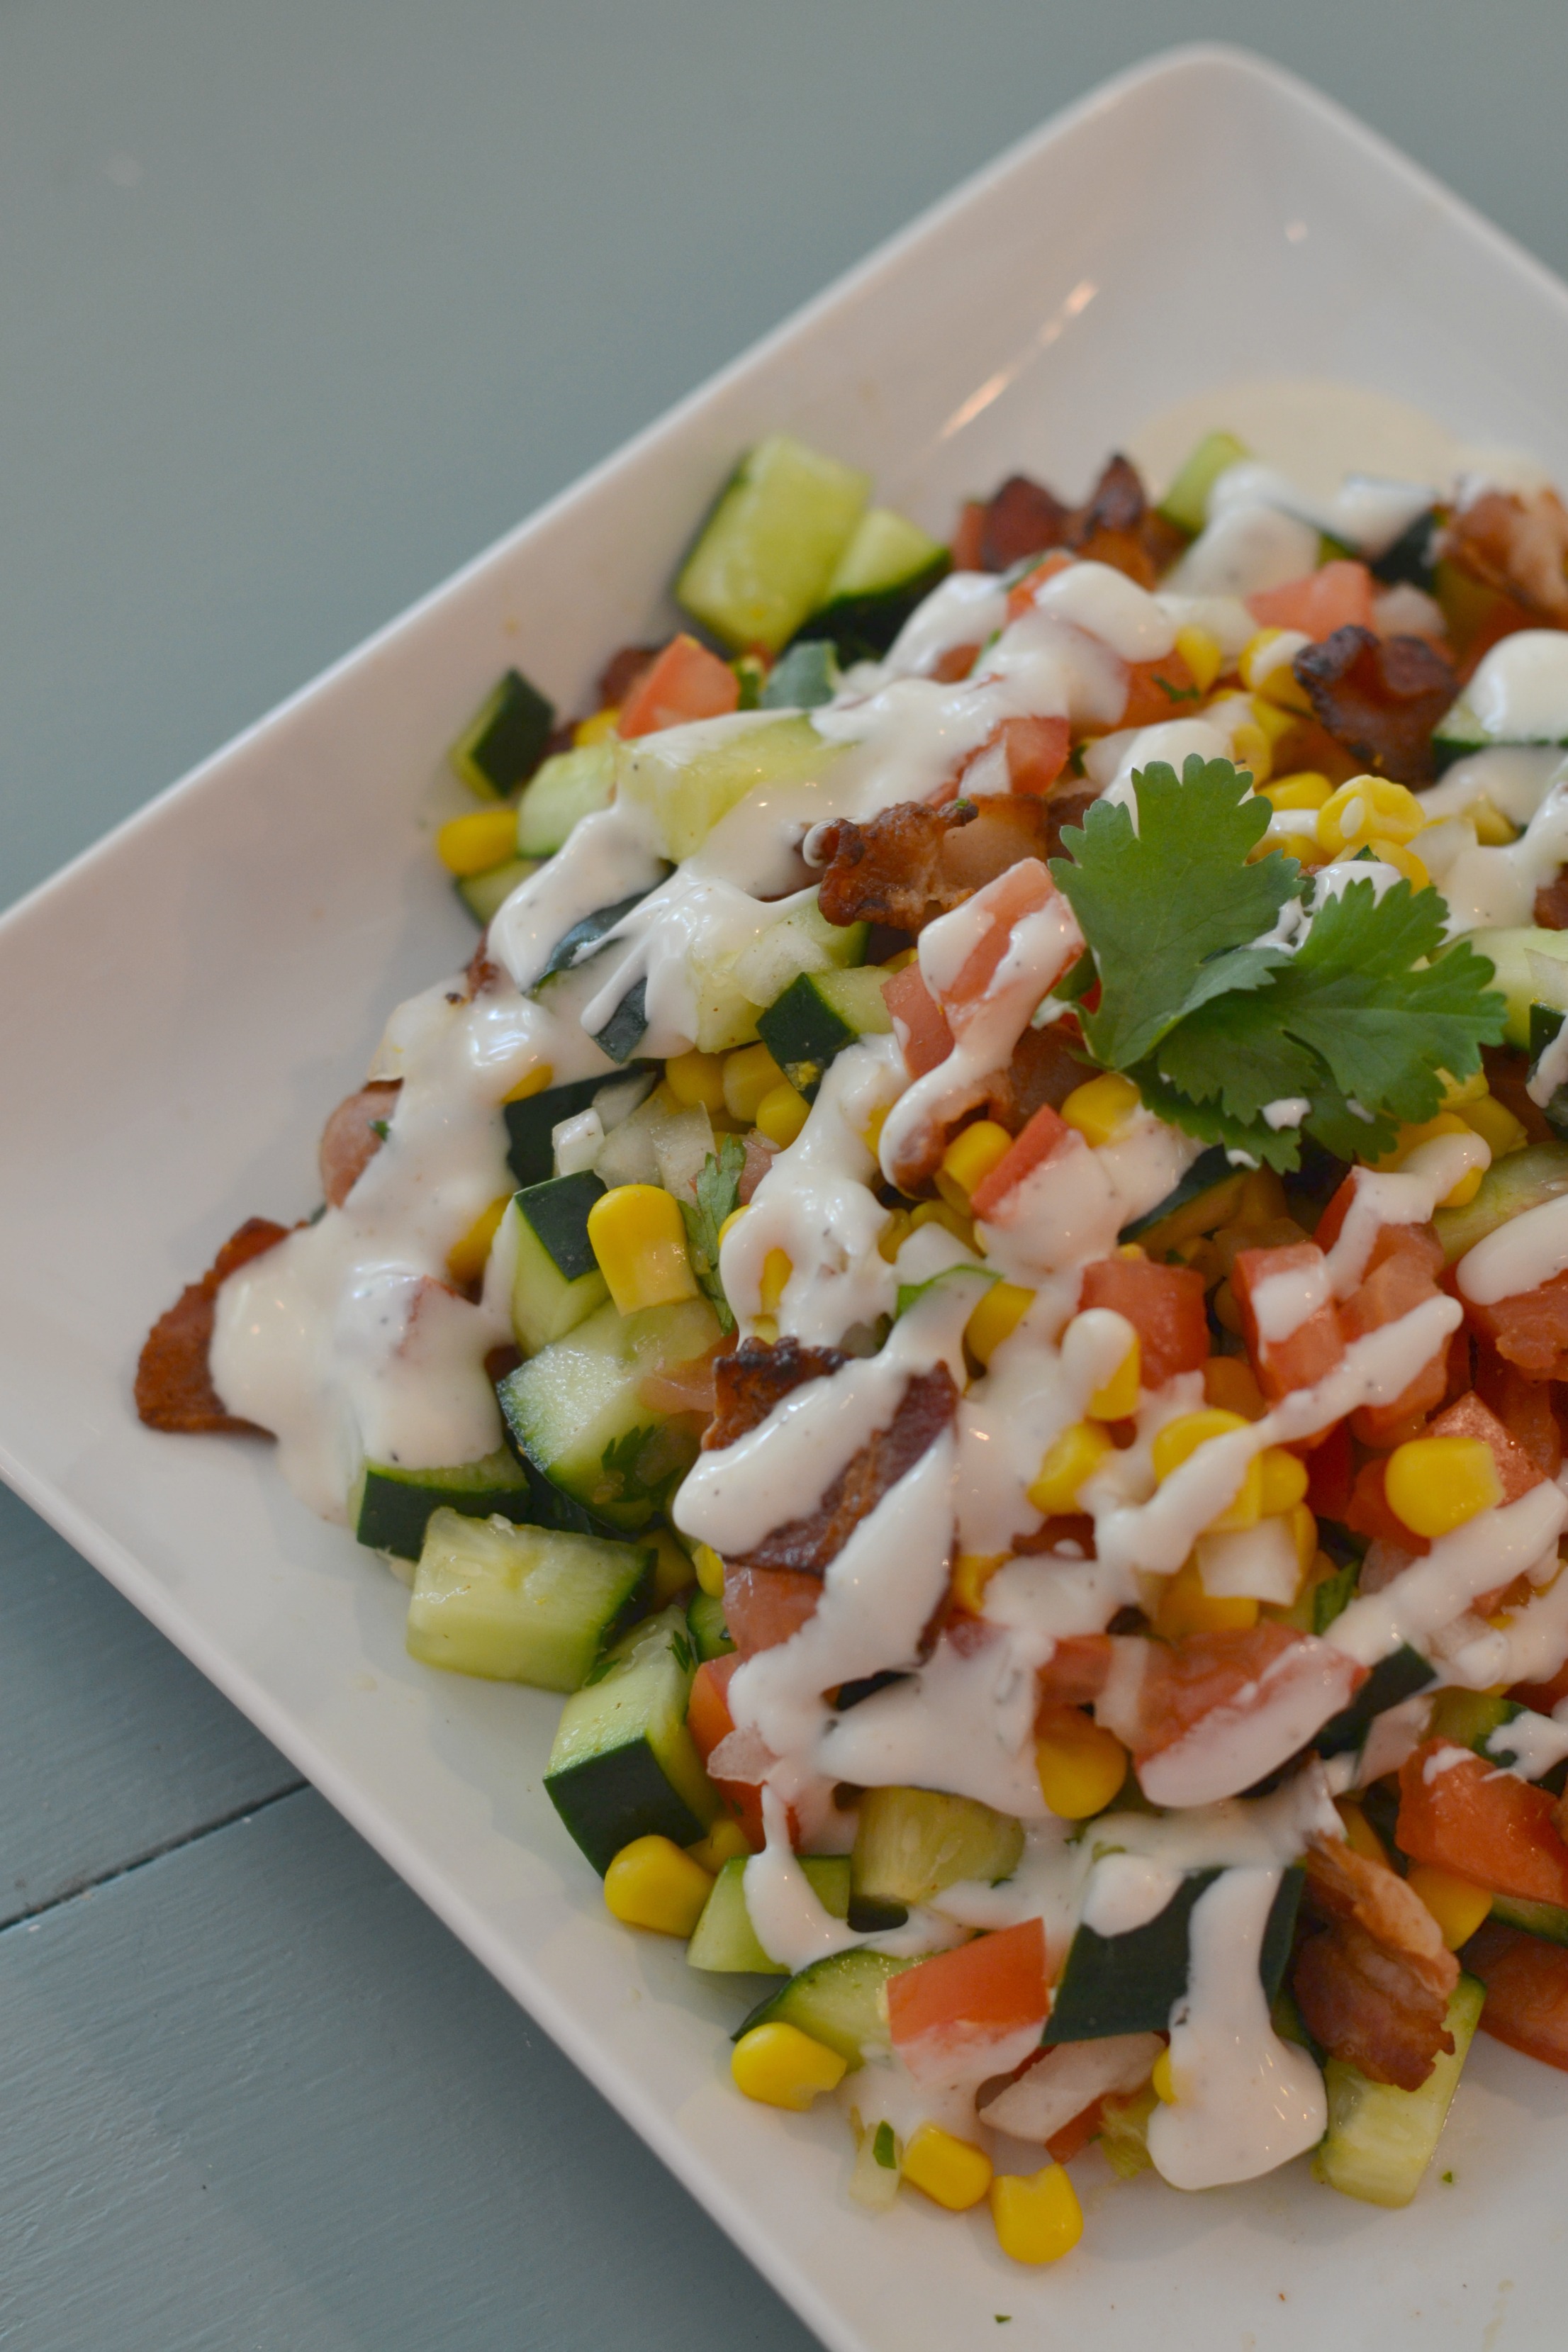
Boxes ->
[1458,1189,1568,1305]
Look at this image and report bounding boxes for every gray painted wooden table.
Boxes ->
[4,4,1567,2343]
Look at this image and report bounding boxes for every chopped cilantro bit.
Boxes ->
[873,2121,897,2169]
[680,1134,746,1333]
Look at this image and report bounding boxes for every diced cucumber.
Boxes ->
[405,1509,649,1691]
[350,1445,532,1561]
[1314,1974,1484,2207]
[676,434,870,654]
[503,1068,656,1189]
[1434,632,1568,769]
[1156,430,1250,537]
[793,506,950,665]
[1316,1645,1435,1758]
[497,1295,722,1533]
[1491,1893,1568,1944]
[1435,1137,1568,1260]
[736,1948,919,2068]
[616,713,841,863]
[544,1604,717,1871]
[532,889,654,995]
[731,897,868,1012]
[588,977,648,1065]
[456,856,537,927]
[507,1173,609,1355]
[1465,928,1568,1049]
[1528,1004,1568,1138]
[851,1787,1024,1908]
[1370,507,1439,590]
[756,966,892,1101]
[759,641,841,710]
[515,740,616,856]
[687,1586,734,1663]
[1428,1687,1521,1755]
[450,668,556,797]
[688,1856,851,1973]
[1046,1866,1302,2042]
[1117,1144,1240,1248]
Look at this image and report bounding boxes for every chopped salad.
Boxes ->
[139,419,1568,2262]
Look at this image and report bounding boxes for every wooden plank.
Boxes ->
[0,1483,299,1924]
[0,1789,819,2352]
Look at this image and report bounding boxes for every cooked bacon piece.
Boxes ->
[968,474,1073,572]
[1439,487,1568,625]
[721,1563,822,1659]
[1292,1835,1459,2091]
[1012,1512,1097,1560]
[1292,626,1458,784]
[958,455,1180,586]
[1466,1267,1568,1380]
[319,1080,401,1208]
[598,642,663,707]
[984,1018,1088,1136]
[1482,1044,1556,1145]
[816,794,1053,935]
[1463,1921,1568,2072]
[1128,1625,1365,1788]
[135,1216,291,1435]
[704,1335,846,1452]
[1536,870,1568,929]
[727,1364,959,1577]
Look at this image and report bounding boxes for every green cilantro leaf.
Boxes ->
[1051,756,1301,1068]
[679,1133,746,1334]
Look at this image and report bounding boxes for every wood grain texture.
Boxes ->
[0,1791,816,2352]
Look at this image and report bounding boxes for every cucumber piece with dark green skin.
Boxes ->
[515,741,615,856]
[508,1172,609,1355]
[755,966,892,1102]
[1370,507,1440,591]
[792,508,950,665]
[450,668,556,798]
[1528,1002,1568,1137]
[676,434,870,654]
[544,1605,717,1871]
[1489,1892,1568,1944]
[759,640,841,710]
[851,1787,1023,1908]
[686,1586,734,1663]
[1316,1645,1435,1759]
[588,976,649,1064]
[688,1856,851,1973]
[498,1294,722,1534]
[735,1948,919,2067]
[1314,1974,1484,2207]
[1435,1136,1568,1260]
[1155,430,1250,537]
[503,1067,656,1188]
[1044,1866,1303,2042]
[350,1445,530,1560]
[531,890,655,994]
[405,1509,650,1691]
[1117,1144,1238,1245]
[456,856,537,927]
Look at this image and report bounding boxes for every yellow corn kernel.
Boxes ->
[965,1279,1036,1367]
[1175,624,1225,695]
[1155,1557,1259,1638]
[952,1552,1008,1613]
[604,1835,714,1938]
[1467,793,1518,847]
[1258,1446,1309,1517]
[1260,769,1332,812]
[1027,1421,1114,1515]
[437,805,523,875]
[758,1247,792,1313]
[503,1062,554,1104]
[1384,1435,1502,1538]
[649,1527,697,1603]
[935,1119,1013,1211]
[989,2163,1084,2266]
[1088,1330,1141,1421]
[863,1102,889,1155]
[1439,1066,1490,1109]
[1238,1167,1289,1224]
[718,1206,747,1248]
[1462,1094,1528,1160]
[691,1540,726,1598]
[1117,1239,1147,1260]
[1407,1863,1494,1951]
[723,1042,786,1124]
[1317,774,1425,857]
[687,1818,753,1873]
[877,1206,913,1262]
[664,1048,729,1113]
[1060,1071,1143,1148]
[1289,1501,1318,1576]
[756,1081,810,1148]
[1239,627,1312,708]
[1335,1796,1389,1865]
[1036,1714,1127,1819]
[444,1193,510,1285]
[732,2021,848,2111]
[1249,694,1300,751]
[1151,2046,1177,2103]
[1229,717,1273,785]
[901,2123,993,2212]
[1371,1108,1480,1190]
[1371,837,1432,893]
[1203,1356,1267,1421]
[586,1183,700,1314]
[880,945,918,973]
[574,705,620,746]
[1151,1409,1262,1533]
[910,1197,975,1250]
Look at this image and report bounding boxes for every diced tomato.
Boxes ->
[930,642,981,684]
[940,860,1065,1014]
[1341,1227,1449,1445]
[1005,549,1076,620]
[721,1563,821,1659]
[1305,1416,1354,1518]
[1034,1635,1114,1710]
[995,715,1071,796]
[1474,1343,1564,1477]
[1463,1922,1568,2073]
[1246,559,1377,640]
[887,1917,1049,2054]
[1120,649,1200,729]
[1046,2096,1106,2164]
[1427,1389,1544,1501]
[1397,1739,1568,1908]
[1314,1172,1360,1254]
[1466,1267,1568,1380]
[687,1655,764,1849]
[1078,1256,1209,1387]
[883,962,954,1079]
[952,503,987,573]
[1133,1624,1347,1760]
[1343,1455,1429,1555]
[616,634,739,737]
[970,1102,1073,1222]
[1231,1241,1345,1401]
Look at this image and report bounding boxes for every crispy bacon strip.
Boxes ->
[816,793,1053,934]
[135,1216,292,1435]
[703,1335,848,1453]
[959,455,1181,586]
[319,1080,401,1208]
[984,1019,1090,1136]
[1439,488,1568,625]
[1291,1835,1459,2091]
[727,1364,959,1577]
[1292,626,1458,785]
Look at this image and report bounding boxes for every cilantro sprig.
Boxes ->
[680,1134,746,1332]
[1050,756,1506,1171]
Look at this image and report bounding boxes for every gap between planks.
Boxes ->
[0,1778,308,1938]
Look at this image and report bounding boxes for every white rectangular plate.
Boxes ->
[3,43,1565,2351]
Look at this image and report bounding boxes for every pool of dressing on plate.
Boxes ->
[210,378,1568,2193]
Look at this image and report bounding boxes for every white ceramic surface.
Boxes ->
[2,44,1564,2351]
